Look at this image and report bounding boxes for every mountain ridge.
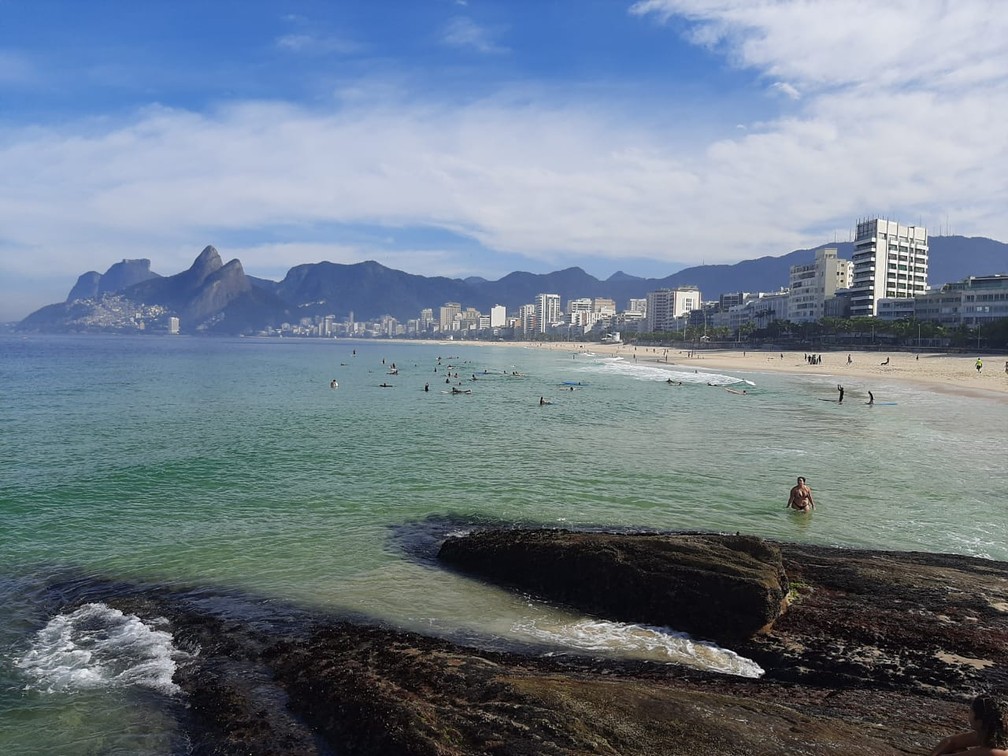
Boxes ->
[17,235,1008,335]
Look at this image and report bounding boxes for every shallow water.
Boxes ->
[2,335,1005,753]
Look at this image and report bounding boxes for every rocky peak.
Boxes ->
[183,245,224,288]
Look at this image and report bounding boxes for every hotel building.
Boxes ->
[850,219,929,317]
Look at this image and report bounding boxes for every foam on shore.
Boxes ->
[512,617,765,678]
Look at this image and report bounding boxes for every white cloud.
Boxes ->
[2,0,1007,319]
[275,33,359,55]
[630,1,1008,92]
[441,17,509,54]
[770,81,799,100]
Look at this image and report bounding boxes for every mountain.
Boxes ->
[66,258,160,301]
[18,235,1007,335]
[19,246,291,334]
[266,260,478,322]
[125,246,291,332]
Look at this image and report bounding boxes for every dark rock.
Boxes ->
[44,533,1008,755]
[438,530,789,645]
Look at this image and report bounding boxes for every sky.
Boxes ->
[1,0,1007,321]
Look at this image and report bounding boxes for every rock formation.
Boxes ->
[438,530,789,645]
[40,530,1007,754]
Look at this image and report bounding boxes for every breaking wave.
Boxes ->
[15,602,192,695]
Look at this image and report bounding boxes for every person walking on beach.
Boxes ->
[976,357,983,373]
[787,477,815,512]
[929,693,1008,755]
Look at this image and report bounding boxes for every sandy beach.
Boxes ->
[449,341,1008,399]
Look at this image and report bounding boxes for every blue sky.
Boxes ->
[2,0,1006,320]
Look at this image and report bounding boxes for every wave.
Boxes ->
[582,358,752,387]
[15,602,192,696]
[511,617,764,678]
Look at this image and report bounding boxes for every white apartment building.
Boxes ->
[788,247,852,323]
[535,293,561,334]
[850,219,928,317]
[627,298,647,316]
[489,304,506,328]
[645,288,700,333]
[566,297,593,316]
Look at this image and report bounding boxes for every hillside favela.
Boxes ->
[15,217,1008,352]
[5,2,1008,755]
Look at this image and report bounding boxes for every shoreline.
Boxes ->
[393,339,1008,399]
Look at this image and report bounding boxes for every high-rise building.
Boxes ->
[489,305,506,328]
[645,288,700,332]
[439,302,461,331]
[520,303,537,335]
[592,298,616,317]
[535,293,561,333]
[788,247,853,323]
[850,219,928,317]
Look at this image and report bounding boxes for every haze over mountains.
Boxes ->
[17,236,1008,335]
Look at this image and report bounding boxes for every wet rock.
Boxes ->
[58,532,1008,755]
[438,530,789,644]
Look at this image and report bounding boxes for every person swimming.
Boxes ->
[787,476,815,512]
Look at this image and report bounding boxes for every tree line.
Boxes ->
[634,316,1008,350]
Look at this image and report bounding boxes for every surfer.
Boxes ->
[868,390,874,405]
[424,382,429,392]
[330,379,338,389]
[929,693,1008,756]
[787,477,815,512]
[379,382,392,388]
[881,357,890,366]
[837,384,844,404]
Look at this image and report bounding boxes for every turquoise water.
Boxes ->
[2,334,1006,753]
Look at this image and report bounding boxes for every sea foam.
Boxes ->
[15,602,191,695]
[512,617,764,678]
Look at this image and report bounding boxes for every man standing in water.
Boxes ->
[787,477,815,512]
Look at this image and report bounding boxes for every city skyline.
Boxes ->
[2,1,1007,321]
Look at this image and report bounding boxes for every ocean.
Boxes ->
[2,334,1006,754]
